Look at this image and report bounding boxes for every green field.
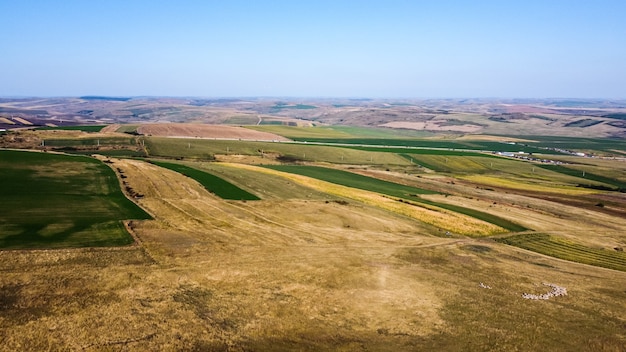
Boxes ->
[43,137,136,147]
[516,135,626,155]
[144,137,410,165]
[115,124,140,133]
[0,150,151,249]
[265,165,526,232]
[495,233,626,272]
[539,164,626,191]
[286,137,552,154]
[265,165,437,196]
[250,127,626,156]
[223,115,260,125]
[149,160,260,200]
[35,125,107,132]
[247,125,434,139]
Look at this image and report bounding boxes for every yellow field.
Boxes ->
[460,174,600,195]
[224,163,505,236]
[12,117,33,125]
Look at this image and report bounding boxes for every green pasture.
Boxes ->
[115,124,140,133]
[247,125,433,139]
[344,146,497,157]
[540,164,626,191]
[149,160,260,200]
[271,103,317,111]
[265,165,437,196]
[35,125,106,132]
[223,115,259,125]
[0,150,151,249]
[251,127,626,156]
[284,137,551,154]
[517,135,626,154]
[144,137,411,166]
[496,233,626,272]
[265,165,526,232]
[43,137,136,147]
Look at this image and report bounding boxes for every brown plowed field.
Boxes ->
[136,123,291,141]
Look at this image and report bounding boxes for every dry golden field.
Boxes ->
[1,155,625,351]
[136,123,290,141]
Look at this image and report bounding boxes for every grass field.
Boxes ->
[250,127,626,156]
[247,125,434,139]
[223,115,260,125]
[287,137,552,154]
[539,164,626,191]
[518,135,626,154]
[115,124,140,133]
[35,125,107,132]
[0,150,150,249]
[43,137,136,147]
[495,233,626,272]
[2,126,626,351]
[144,137,411,165]
[265,165,526,232]
[265,165,437,197]
[185,162,337,200]
[148,160,260,200]
[1,143,625,350]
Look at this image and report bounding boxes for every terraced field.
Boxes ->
[496,233,626,272]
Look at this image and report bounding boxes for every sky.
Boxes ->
[1,0,625,98]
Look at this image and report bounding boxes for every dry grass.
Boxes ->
[136,123,291,141]
[224,163,504,236]
[1,157,625,351]
[0,117,15,125]
[460,174,600,195]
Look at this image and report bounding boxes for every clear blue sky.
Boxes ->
[1,0,625,98]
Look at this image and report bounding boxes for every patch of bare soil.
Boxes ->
[100,124,120,133]
[136,123,291,141]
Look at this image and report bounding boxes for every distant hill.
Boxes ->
[0,97,625,138]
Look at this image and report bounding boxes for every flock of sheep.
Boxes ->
[522,283,568,300]
[478,282,568,300]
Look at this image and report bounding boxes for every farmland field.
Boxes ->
[149,160,260,200]
[144,137,411,165]
[495,233,626,272]
[248,125,434,139]
[1,121,626,351]
[0,150,150,248]
[539,164,626,190]
[265,165,526,232]
[42,137,136,147]
[35,125,106,132]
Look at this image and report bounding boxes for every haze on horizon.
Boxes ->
[2,0,625,99]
